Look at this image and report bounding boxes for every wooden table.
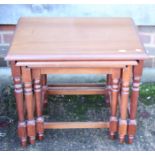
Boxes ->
[5,17,148,147]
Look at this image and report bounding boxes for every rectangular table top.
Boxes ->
[5,17,147,61]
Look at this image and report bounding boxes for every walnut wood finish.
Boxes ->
[10,62,27,147]
[119,66,132,143]
[22,67,36,144]
[128,60,144,144]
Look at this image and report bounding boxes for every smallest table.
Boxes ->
[5,17,148,146]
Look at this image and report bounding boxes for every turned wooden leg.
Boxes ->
[41,74,47,108]
[128,61,144,144]
[109,70,120,139]
[105,74,112,106]
[22,67,36,145]
[11,62,27,147]
[32,69,44,140]
[119,66,131,143]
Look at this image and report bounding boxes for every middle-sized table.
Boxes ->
[5,17,148,146]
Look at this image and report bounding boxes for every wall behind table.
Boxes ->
[0,4,155,25]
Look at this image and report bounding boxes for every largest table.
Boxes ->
[5,17,148,146]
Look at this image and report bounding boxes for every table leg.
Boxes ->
[119,66,131,143]
[32,69,44,140]
[105,74,112,106]
[41,74,48,108]
[109,70,120,139]
[22,67,36,144]
[128,61,144,144]
[11,62,27,147]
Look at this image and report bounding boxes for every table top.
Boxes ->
[5,17,147,61]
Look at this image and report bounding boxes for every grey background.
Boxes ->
[0,4,155,25]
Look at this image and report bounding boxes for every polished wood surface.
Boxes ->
[109,69,121,139]
[6,17,147,146]
[48,83,105,87]
[11,62,27,147]
[41,74,48,108]
[119,65,132,143]
[5,17,147,61]
[128,60,144,144]
[47,86,106,95]
[16,61,138,67]
[32,69,44,140]
[44,122,109,129]
[22,67,36,144]
[40,67,118,74]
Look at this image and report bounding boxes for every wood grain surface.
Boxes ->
[5,17,147,61]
